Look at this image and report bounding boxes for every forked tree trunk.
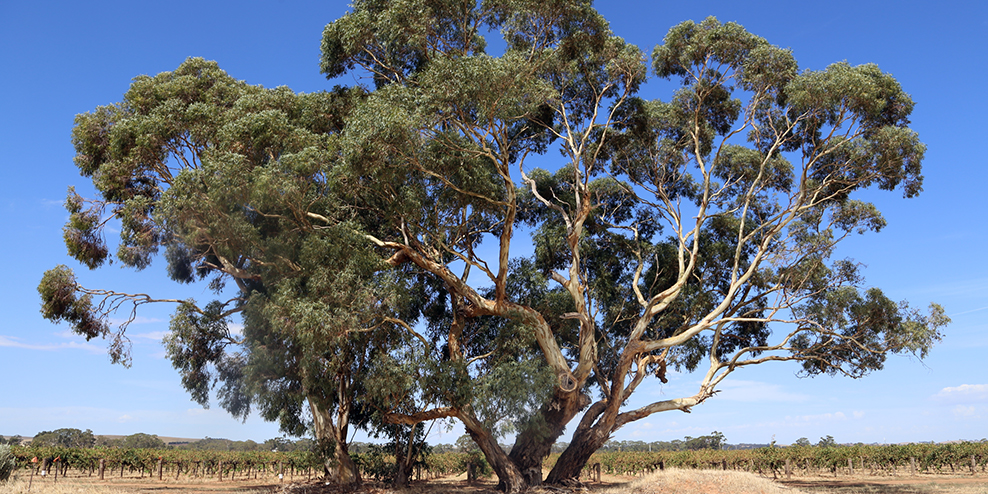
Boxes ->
[546,335,653,485]
[544,401,609,485]
[310,399,360,486]
[508,388,590,485]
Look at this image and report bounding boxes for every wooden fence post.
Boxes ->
[218,461,223,481]
[785,459,792,479]
[972,456,977,475]
[99,459,105,480]
[158,458,164,480]
[593,463,601,482]
[848,458,854,475]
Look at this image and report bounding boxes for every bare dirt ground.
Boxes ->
[4,469,986,494]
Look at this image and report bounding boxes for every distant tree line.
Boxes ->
[174,436,316,452]
[4,428,316,452]
[5,429,736,454]
[0,428,778,454]
[569,431,729,453]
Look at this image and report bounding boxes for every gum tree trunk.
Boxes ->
[310,399,360,486]
[544,401,609,485]
[459,408,528,493]
[545,433,608,484]
[507,389,591,485]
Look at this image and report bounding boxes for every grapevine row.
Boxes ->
[6,443,986,482]
[551,442,988,478]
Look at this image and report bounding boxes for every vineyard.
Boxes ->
[5,442,987,485]
[569,442,988,479]
[4,445,490,483]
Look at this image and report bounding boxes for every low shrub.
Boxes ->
[0,444,15,482]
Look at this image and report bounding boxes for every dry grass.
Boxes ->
[597,468,807,494]
[791,480,988,494]
[0,476,277,494]
[0,477,121,494]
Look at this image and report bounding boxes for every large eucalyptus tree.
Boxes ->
[39,2,949,491]
[320,1,947,490]
[37,58,405,485]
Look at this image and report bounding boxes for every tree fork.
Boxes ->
[544,411,611,484]
[543,400,608,484]
[508,388,590,483]
[309,400,360,486]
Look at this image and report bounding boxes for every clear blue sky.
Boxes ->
[1,0,985,446]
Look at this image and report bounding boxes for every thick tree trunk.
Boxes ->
[394,452,411,488]
[544,401,609,485]
[328,436,360,485]
[309,399,360,486]
[459,408,527,493]
[545,431,608,484]
[508,388,590,485]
